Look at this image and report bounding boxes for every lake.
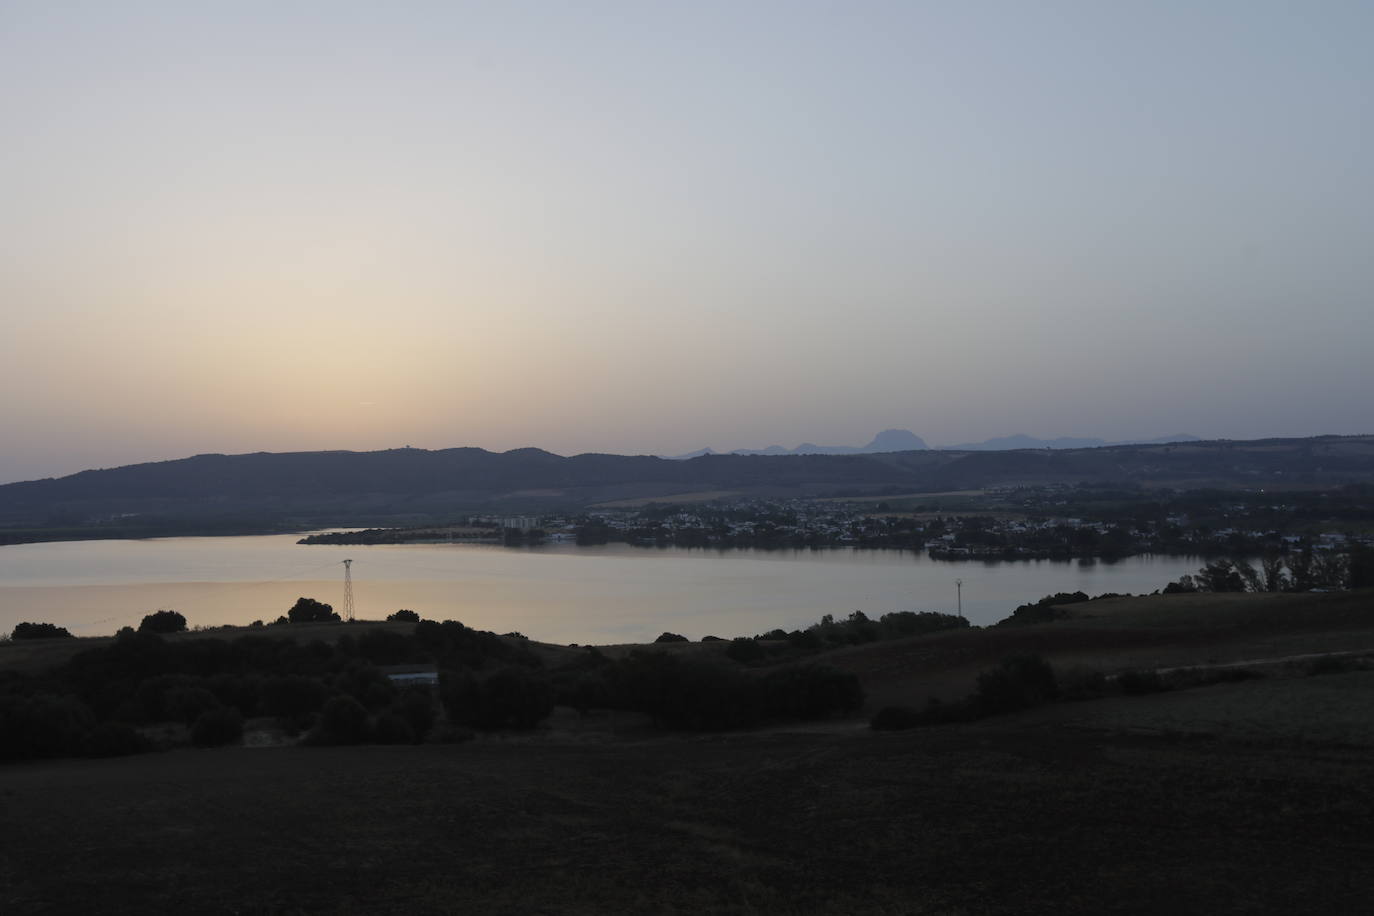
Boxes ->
[0,535,1212,643]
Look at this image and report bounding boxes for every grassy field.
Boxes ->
[3,683,1373,915]
[822,589,1374,708]
[4,591,1374,913]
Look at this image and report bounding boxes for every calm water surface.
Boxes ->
[0,535,1207,643]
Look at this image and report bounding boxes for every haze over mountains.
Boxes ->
[667,430,1200,459]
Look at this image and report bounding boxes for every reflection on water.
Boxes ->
[0,535,1207,644]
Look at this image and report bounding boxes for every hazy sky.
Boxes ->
[3,1,1372,483]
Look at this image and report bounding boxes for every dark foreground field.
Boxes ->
[4,682,1373,916]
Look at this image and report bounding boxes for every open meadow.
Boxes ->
[4,590,1374,914]
[4,685,1373,915]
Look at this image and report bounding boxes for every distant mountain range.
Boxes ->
[668,429,929,458]
[940,432,1201,451]
[2,434,1371,541]
[666,430,1198,458]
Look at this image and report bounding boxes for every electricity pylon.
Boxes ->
[342,558,354,622]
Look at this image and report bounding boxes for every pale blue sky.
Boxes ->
[2,1,1371,481]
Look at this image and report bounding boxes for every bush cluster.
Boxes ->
[753,610,968,657]
[439,666,553,730]
[10,622,74,640]
[0,617,540,761]
[994,592,1093,627]
[871,654,1060,730]
[554,650,863,730]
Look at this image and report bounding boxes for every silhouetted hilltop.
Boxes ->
[1,435,1372,534]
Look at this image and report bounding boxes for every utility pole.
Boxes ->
[956,578,963,619]
[342,559,354,622]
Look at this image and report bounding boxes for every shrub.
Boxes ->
[725,637,765,664]
[310,695,370,744]
[562,671,612,715]
[416,619,536,669]
[329,661,396,709]
[164,685,222,725]
[1117,669,1166,695]
[759,665,864,720]
[11,621,74,640]
[387,609,420,623]
[995,592,1090,627]
[191,707,244,747]
[878,611,969,638]
[1058,668,1109,701]
[0,693,98,760]
[654,632,689,643]
[370,710,416,745]
[139,610,187,634]
[596,652,864,731]
[975,655,1058,714]
[260,675,328,726]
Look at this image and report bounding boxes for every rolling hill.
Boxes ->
[1,435,1372,535]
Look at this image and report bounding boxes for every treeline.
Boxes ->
[298,525,499,546]
[550,650,863,730]
[1,614,869,762]
[744,609,969,655]
[1164,546,1374,594]
[0,620,541,762]
[994,591,1109,627]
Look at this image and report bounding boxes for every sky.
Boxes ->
[2,1,1372,483]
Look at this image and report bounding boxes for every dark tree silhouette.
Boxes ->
[288,597,340,623]
[139,609,187,633]
[10,621,74,640]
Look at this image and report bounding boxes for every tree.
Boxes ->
[386,609,420,623]
[1261,553,1290,592]
[1232,559,1263,593]
[11,622,74,640]
[1162,575,1198,594]
[1194,560,1247,593]
[139,609,187,634]
[288,597,340,623]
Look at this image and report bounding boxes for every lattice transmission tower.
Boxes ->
[342,558,355,622]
